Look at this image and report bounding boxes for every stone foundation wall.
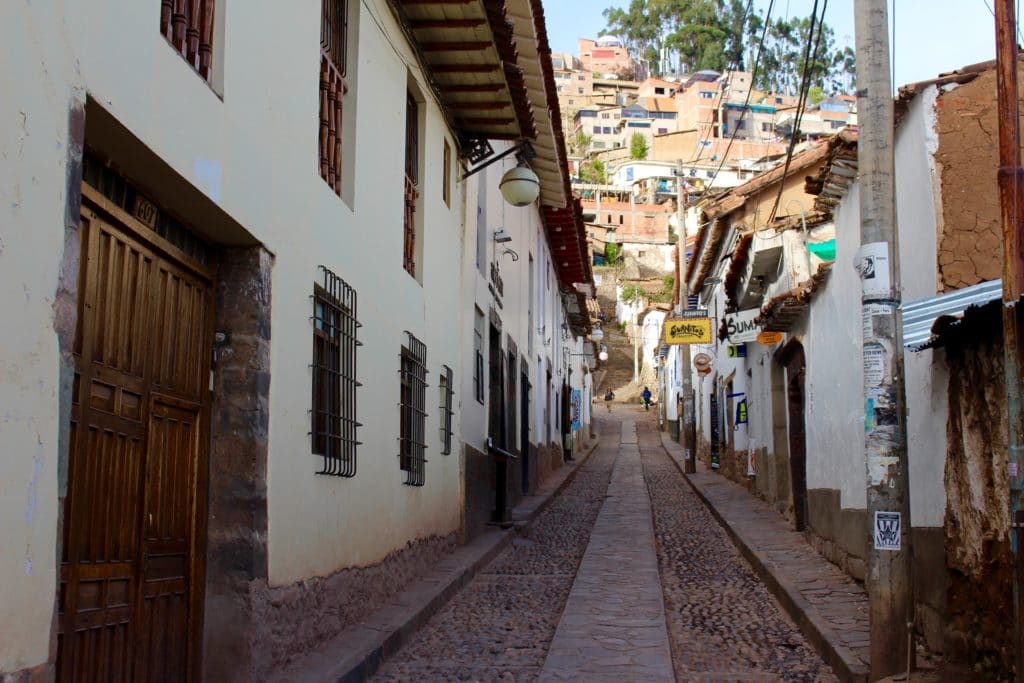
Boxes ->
[525,443,539,493]
[805,491,948,656]
[203,246,273,683]
[806,489,867,581]
[913,527,948,655]
[463,443,494,541]
[0,662,52,683]
[537,442,564,483]
[252,534,457,676]
[750,448,793,519]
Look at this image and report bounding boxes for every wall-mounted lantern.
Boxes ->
[499,164,540,207]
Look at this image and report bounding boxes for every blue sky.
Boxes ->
[542,0,998,88]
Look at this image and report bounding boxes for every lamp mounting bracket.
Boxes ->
[461,140,536,180]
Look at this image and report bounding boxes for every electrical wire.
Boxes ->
[701,0,777,192]
[983,0,1024,46]
[767,0,829,223]
[689,0,756,165]
[891,0,896,95]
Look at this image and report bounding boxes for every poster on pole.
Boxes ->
[873,511,901,551]
[857,242,892,298]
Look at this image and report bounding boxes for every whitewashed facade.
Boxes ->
[0,0,590,679]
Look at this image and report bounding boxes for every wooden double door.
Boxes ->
[58,185,213,682]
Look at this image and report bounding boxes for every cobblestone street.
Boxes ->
[371,419,619,682]
[372,408,836,682]
[638,417,839,682]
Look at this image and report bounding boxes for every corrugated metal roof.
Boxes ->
[901,279,1002,351]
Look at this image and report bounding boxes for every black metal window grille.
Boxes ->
[311,266,362,476]
[439,365,454,455]
[399,332,428,486]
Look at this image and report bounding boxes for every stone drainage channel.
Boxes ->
[371,410,835,682]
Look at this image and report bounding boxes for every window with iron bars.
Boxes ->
[320,0,349,195]
[404,91,419,277]
[160,0,216,81]
[439,365,454,455]
[399,332,428,486]
[311,266,362,476]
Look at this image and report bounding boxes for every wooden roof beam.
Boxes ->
[438,82,505,93]
[432,64,501,73]
[410,18,488,28]
[420,41,494,52]
[401,0,475,5]
[450,101,512,110]
[459,117,517,126]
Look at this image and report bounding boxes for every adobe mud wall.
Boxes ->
[943,310,1012,676]
[933,66,1024,290]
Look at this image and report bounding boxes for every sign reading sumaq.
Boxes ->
[664,316,713,345]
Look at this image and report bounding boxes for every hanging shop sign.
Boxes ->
[726,344,747,358]
[723,309,761,343]
[736,398,748,425]
[757,330,784,345]
[693,352,712,373]
[665,314,713,345]
[570,389,582,431]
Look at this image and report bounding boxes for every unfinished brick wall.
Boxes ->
[934,66,1022,289]
[582,200,672,243]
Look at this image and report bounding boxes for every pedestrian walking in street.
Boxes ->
[604,388,615,412]
[642,386,652,411]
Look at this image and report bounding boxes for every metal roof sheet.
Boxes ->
[901,279,1002,351]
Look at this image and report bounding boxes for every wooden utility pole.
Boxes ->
[853,1,914,679]
[993,1,1024,678]
[676,162,697,473]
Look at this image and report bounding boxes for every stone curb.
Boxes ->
[657,433,869,683]
[274,437,602,683]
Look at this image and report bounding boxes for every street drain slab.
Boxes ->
[538,421,674,682]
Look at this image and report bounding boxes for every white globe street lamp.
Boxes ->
[499,165,540,207]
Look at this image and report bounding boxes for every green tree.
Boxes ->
[571,131,592,156]
[605,242,620,264]
[580,158,607,184]
[629,133,649,160]
[599,1,853,94]
[807,85,825,105]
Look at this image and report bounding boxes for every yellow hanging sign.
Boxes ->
[664,317,713,345]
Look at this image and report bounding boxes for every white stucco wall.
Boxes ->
[802,185,867,509]
[0,2,71,669]
[802,86,948,524]
[1,0,481,669]
[458,152,576,458]
[895,86,947,528]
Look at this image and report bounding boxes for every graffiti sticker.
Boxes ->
[874,511,901,551]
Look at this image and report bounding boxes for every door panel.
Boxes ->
[59,187,212,683]
[786,348,808,532]
[135,400,199,683]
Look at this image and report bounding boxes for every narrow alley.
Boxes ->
[9,2,1024,682]
[371,408,837,682]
